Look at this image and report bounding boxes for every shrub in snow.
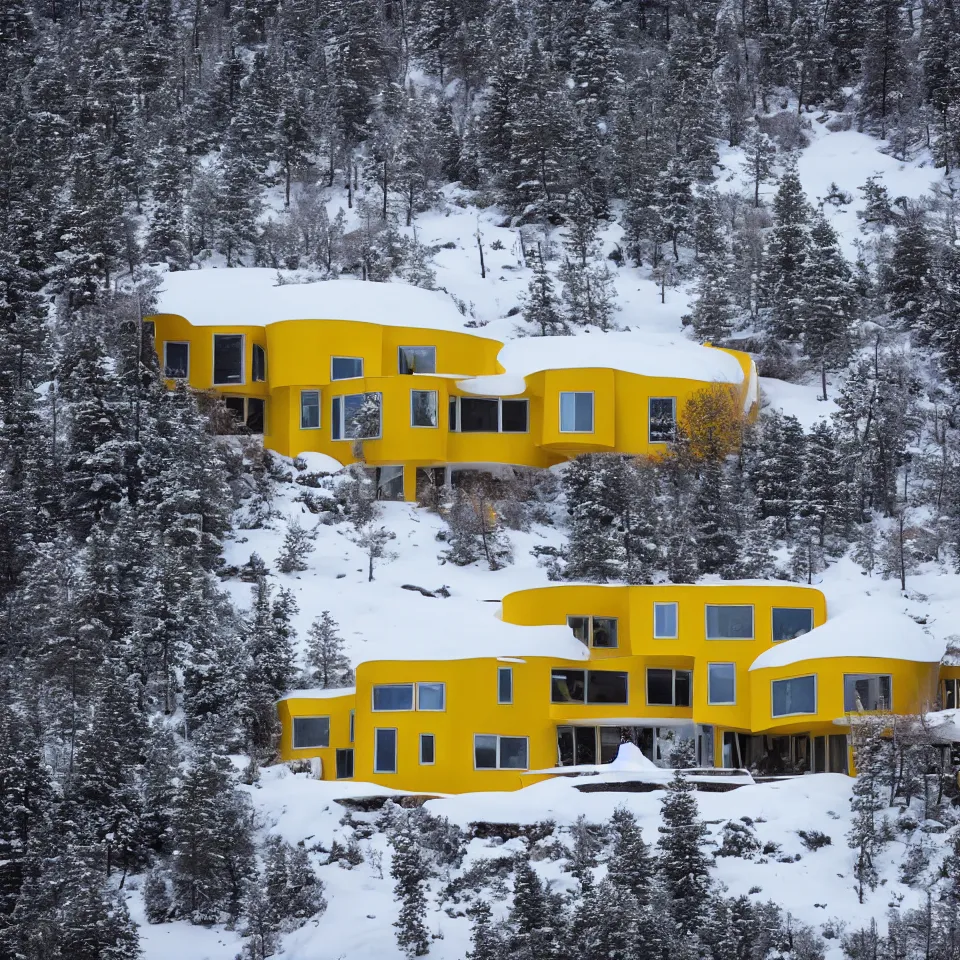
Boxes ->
[564,814,603,884]
[898,841,931,884]
[797,830,832,851]
[142,867,173,923]
[716,820,762,859]
[390,825,431,958]
[276,517,315,573]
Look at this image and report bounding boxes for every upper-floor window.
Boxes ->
[417,682,445,711]
[649,397,676,443]
[559,391,594,433]
[498,667,513,704]
[567,616,618,649]
[646,668,692,707]
[708,663,737,705]
[252,344,266,382]
[706,605,754,640]
[771,675,817,717]
[411,390,439,427]
[551,669,628,704]
[843,674,892,712]
[332,356,363,380]
[332,392,381,441]
[450,397,528,433]
[399,346,436,374]
[292,716,329,749]
[654,602,678,639]
[300,390,320,430]
[213,334,244,384]
[474,734,528,770]
[772,608,814,642]
[163,342,189,379]
[372,683,414,711]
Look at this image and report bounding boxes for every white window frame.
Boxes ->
[416,682,446,712]
[371,683,414,712]
[398,345,437,375]
[332,392,383,442]
[419,733,435,766]
[410,389,439,428]
[772,607,815,642]
[252,343,267,382]
[163,341,190,379]
[843,673,893,712]
[648,396,676,443]
[212,333,245,386]
[771,675,818,718]
[707,662,737,705]
[498,667,513,705]
[566,615,618,649]
[374,727,398,773]
[645,668,693,707]
[559,391,595,433]
[292,715,330,749]
[448,396,529,434]
[331,356,364,381]
[705,604,755,640]
[473,734,529,771]
[300,389,321,430]
[654,602,679,639]
[550,669,629,705]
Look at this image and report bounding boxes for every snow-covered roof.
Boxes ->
[279,686,356,702]
[750,598,945,671]
[153,268,490,334]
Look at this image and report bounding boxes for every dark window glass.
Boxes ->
[587,671,628,704]
[213,334,243,384]
[498,668,513,704]
[399,346,436,374]
[814,736,826,773]
[372,684,414,711]
[332,356,363,380]
[772,676,816,716]
[499,737,528,769]
[829,734,848,773]
[336,748,354,779]
[551,669,586,704]
[772,608,814,641]
[501,400,528,432]
[420,734,435,764]
[459,398,499,432]
[557,728,575,766]
[224,397,245,422]
[332,397,341,439]
[599,727,620,764]
[674,671,692,706]
[843,674,892,712]
[708,663,736,704]
[647,669,674,706]
[448,397,458,430]
[375,466,404,501]
[292,716,329,749]
[591,618,618,648]
[574,727,597,765]
[706,605,754,639]
[164,342,189,378]
[252,344,266,382]
[246,398,264,434]
[568,616,590,645]
[374,728,397,772]
[474,734,497,769]
[649,397,676,442]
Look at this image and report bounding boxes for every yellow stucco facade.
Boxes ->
[276,583,949,793]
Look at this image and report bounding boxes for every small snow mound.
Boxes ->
[607,742,658,771]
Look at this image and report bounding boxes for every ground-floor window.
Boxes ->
[722,731,833,775]
[223,396,265,434]
[557,724,694,768]
[419,733,435,765]
[363,465,404,501]
[474,734,528,770]
[336,748,354,779]
[293,716,329,750]
[944,678,959,710]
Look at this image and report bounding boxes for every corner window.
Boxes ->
[559,392,594,433]
[550,669,627,704]
[300,390,320,429]
[567,616,618,649]
[772,608,814,642]
[419,733,435,765]
[399,346,436,374]
[213,334,244,384]
[332,392,381,441]
[411,390,439,427]
[654,602,678,639]
[374,728,397,773]
[501,400,529,432]
[708,663,737,705]
[945,678,959,710]
[498,667,513,704]
[252,344,266,382]
[332,356,363,380]
[771,675,817,717]
[474,734,528,770]
[648,397,676,443]
[417,682,445,711]
[372,684,414,711]
[336,748,354,779]
[163,342,189,378]
[706,605,754,640]
[646,669,692,707]
[843,674,892,712]
[292,716,330,749]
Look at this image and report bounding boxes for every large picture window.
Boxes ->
[567,616,618,648]
[559,392,594,432]
[374,728,397,773]
[399,346,436,374]
[648,397,676,442]
[411,390,439,427]
[843,674,892,712]
[551,669,628,705]
[772,608,814,642]
[163,342,189,378]
[451,397,529,433]
[706,605,754,640]
[300,390,320,429]
[772,676,817,717]
[646,669,692,707]
[372,684,414,711]
[332,356,363,380]
[708,663,737,705]
[474,734,528,770]
[332,392,382,441]
[292,716,329,749]
[654,602,678,639]
[213,334,244,384]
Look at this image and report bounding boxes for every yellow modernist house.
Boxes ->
[277,583,951,794]
[147,270,759,500]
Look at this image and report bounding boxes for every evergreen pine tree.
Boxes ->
[277,517,316,573]
[390,825,430,958]
[847,718,888,903]
[305,611,354,688]
[607,805,654,904]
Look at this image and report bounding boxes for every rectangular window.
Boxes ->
[459,397,499,432]
[333,392,382,441]
[551,669,586,704]
[252,344,266,382]
[474,734,528,770]
[336,748,354,779]
[349,710,355,744]
[247,398,265,434]
[559,392,594,432]
[332,397,341,440]
[646,669,692,707]
[501,399,529,432]
[300,390,320,430]
[706,605,754,640]
[586,671,628,704]
[292,716,329,749]
[163,341,189,379]
[843,674,892,712]
[771,675,817,717]
[213,334,244,384]
[417,682,445,711]
[411,390,439,427]
[374,728,397,773]
[772,608,814,642]
[372,684,414,711]
[498,667,513,704]
[654,602,678,639]
[332,356,363,380]
[448,396,458,430]
[566,616,618,649]
[399,346,436,374]
[708,663,737,705]
[419,733,435,765]
[373,466,404,501]
[945,679,959,710]
[648,397,676,443]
